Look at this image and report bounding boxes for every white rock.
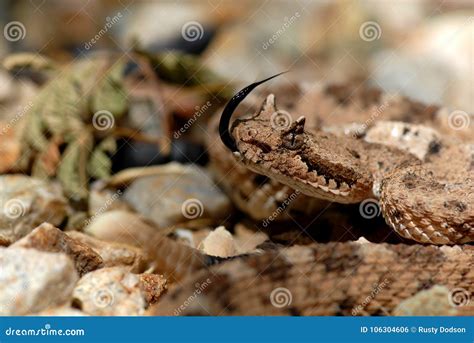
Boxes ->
[199,226,237,257]
[0,247,78,315]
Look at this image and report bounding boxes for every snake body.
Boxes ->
[149,239,473,316]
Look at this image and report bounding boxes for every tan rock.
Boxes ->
[0,175,68,245]
[67,231,147,273]
[0,247,78,315]
[12,223,103,275]
[84,210,157,248]
[199,226,237,257]
[72,267,146,316]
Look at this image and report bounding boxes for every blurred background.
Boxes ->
[0,0,472,110]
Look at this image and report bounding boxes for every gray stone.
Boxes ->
[123,163,231,228]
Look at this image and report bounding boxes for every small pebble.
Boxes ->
[199,226,237,257]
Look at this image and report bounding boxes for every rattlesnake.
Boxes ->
[146,76,473,316]
[219,75,473,244]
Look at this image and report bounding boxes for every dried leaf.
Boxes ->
[57,131,93,200]
[88,137,116,180]
[91,60,128,118]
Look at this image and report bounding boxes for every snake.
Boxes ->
[146,76,473,316]
[217,74,474,245]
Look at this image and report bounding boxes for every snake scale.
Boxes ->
[147,76,473,316]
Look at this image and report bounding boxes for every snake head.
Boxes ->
[230,94,373,203]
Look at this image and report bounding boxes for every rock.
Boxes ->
[0,247,78,315]
[67,231,147,273]
[0,175,68,245]
[72,267,146,316]
[123,163,231,228]
[139,274,167,305]
[32,305,87,316]
[11,223,104,275]
[393,285,459,316]
[199,226,237,257]
[84,210,158,248]
[88,185,130,219]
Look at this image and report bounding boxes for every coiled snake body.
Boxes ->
[148,76,473,316]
